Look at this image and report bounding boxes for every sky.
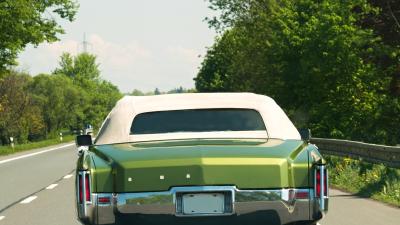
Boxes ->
[17,0,217,93]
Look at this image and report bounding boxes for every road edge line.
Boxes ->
[0,143,74,165]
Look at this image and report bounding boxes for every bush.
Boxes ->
[326,155,400,207]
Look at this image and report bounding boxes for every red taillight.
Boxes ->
[85,173,91,201]
[316,170,321,196]
[78,174,83,203]
[98,197,110,203]
[295,191,309,199]
[316,167,327,197]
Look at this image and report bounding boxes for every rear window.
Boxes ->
[130,108,266,135]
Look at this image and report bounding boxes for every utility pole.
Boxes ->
[83,33,88,52]
[79,33,92,53]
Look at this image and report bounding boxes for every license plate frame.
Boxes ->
[181,193,225,215]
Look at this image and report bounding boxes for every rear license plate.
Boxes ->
[182,193,225,215]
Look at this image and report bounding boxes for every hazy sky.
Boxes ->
[17,0,217,93]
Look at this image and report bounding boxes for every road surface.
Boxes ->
[0,144,399,225]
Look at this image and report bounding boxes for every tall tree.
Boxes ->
[29,74,83,136]
[198,0,399,144]
[0,0,78,71]
[54,52,100,88]
[54,52,122,129]
[361,0,400,96]
[0,71,43,144]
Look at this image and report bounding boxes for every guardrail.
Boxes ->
[310,138,400,168]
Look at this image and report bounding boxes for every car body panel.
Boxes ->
[87,139,310,193]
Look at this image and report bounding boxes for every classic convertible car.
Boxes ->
[75,93,328,225]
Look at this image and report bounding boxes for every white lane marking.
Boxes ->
[20,196,37,204]
[63,174,73,179]
[46,184,58,190]
[0,216,5,221]
[0,143,74,165]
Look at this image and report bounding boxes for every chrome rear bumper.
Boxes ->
[77,186,328,225]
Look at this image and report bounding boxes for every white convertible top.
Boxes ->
[94,93,301,145]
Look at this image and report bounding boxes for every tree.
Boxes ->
[195,30,239,92]
[0,52,122,145]
[0,71,43,144]
[197,0,399,144]
[54,52,100,88]
[54,52,122,129]
[29,74,83,137]
[83,80,122,128]
[0,0,78,71]
[130,89,145,96]
[362,0,400,96]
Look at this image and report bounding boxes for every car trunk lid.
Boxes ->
[93,139,307,192]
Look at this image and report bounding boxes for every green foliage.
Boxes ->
[197,0,400,145]
[84,80,122,128]
[362,0,400,97]
[0,71,39,144]
[29,74,83,136]
[0,0,78,71]
[129,87,197,96]
[0,52,122,145]
[326,155,400,207]
[53,52,122,131]
[130,89,146,96]
[54,52,101,86]
[167,86,196,94]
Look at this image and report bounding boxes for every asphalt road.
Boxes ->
[0,144,399,225]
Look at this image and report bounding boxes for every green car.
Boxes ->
[75,93,328,225]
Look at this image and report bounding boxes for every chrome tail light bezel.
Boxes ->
[77,170,92,218]
[314,165,328,211]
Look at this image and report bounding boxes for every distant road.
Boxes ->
[0,144,399,225]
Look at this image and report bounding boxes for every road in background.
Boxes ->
[0,144,399,225]
[321,189,400,225]
[0,143,76,212]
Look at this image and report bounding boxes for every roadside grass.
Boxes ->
[326,155,400,207]
[0,135,75,156]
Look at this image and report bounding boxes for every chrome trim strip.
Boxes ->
[326,168,329,197]
[115,186,314,216]
[81,186,327,224]
[320,165,325,211]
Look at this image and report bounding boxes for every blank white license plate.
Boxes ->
[182,193,225,215]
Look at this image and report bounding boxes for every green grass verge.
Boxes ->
[326,155,400,207]
[0,135,75,156]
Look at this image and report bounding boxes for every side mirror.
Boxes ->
[76,135,93,147]
[299,128,311,142]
